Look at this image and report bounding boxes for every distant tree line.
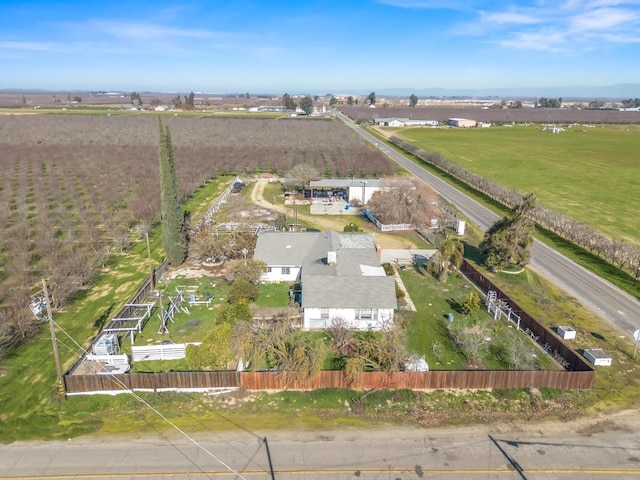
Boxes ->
[621,98,640,108]
[389,136,640,283]
[536,97,562,108]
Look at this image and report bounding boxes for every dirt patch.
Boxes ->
[164,261,227,281]
[250,179,418,249]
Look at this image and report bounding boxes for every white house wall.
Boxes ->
[303,307,394,330]
[348,185,378,204]
[261,266,300,283]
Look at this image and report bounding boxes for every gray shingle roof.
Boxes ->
[254,229,397,310]
[253,231,320,266]
[300,231,395,309]
[301,275,396,309]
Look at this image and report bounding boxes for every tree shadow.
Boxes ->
[446,297,463,314]
[462,241,484,264]
[94,304,114,329]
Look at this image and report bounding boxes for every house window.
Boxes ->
[320,308,330,319]
[356,309,378,320]
[282,267,291,275]
[267,267,272,273]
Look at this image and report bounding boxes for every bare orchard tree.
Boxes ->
[367,178,440,228]
[224,259,267,285]
[324,316,353,350]
[284,163,321,192]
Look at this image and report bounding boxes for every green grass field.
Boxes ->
[396,125,640,245]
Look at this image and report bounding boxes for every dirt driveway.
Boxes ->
[250,179,418,249]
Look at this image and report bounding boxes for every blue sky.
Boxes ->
[1,0,639,94]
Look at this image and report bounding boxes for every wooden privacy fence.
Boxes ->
[64,258,596,394]
[65,368,594,395]
[65,371,240,394]
[240,369,595,391]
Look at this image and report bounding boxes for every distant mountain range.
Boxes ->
[372,84,640,100]
[2,84,638,100]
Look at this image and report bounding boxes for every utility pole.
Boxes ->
[43,279,65,401]
[145,233,155,291]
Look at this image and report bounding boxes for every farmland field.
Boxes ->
[0,113,396,356]
[394,124,640,246]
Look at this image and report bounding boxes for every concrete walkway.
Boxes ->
[393,266,416,311]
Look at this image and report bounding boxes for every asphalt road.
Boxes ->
[336,112,640,338]
[2,418,640,479]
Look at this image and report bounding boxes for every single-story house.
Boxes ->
[253,230,397,330]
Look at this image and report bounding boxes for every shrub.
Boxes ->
[228,279,259,303]
[185,323,234,369]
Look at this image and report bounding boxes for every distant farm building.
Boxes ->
[374,117,439,127]
[308,178,383,205]
[448,118,477,128]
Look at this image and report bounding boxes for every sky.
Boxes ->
[1,0,639,95]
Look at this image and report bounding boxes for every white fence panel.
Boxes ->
[132,342,201,362]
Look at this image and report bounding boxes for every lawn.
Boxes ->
[400,266,554,371]
[396,125,640,245]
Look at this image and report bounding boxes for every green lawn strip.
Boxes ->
[186,175,235,223]
[255,282,291,308]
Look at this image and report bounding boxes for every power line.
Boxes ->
[53,320,250,480]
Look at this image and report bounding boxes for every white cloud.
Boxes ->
[0,41,56,51]
[458,1,640,51]
[374,0,475,9]
[569,7,639,31]
[89,21,214,40]
[496,30,569,52]
[480,11,541,25]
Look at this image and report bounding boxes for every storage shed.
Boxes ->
[584,348,612,366]
[448,118,477,128]
[557,326,576,340]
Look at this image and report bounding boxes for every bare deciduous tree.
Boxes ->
[367,178,440,228]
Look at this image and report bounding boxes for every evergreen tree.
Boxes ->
[158,119,187,265]
[481,193,536,271]
[367,91,376,106]
[299,96,313,115]
[427,235,464,282]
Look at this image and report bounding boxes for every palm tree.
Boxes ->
[428,235,464,282]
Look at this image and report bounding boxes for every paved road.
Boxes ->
[336,112,640,338]
[2,418,640,479]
